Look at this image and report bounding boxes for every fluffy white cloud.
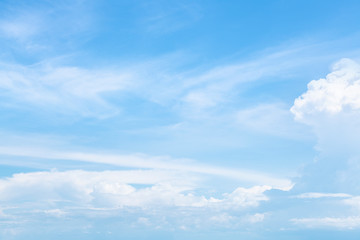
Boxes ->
[287,60,360,230]
[0,170,272,210]
[0,169,275,233]
[222,185,272,208]
[291,58,360,122]
[290,58,360,194]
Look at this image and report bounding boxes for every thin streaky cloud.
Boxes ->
[293,192,352,199]
[291,217,360,229]
[0,146,292,190]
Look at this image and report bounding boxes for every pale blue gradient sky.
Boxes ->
[1,0,360,239]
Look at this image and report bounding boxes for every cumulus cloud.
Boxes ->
[222,185,272,208]
[291,58,360,122]
[288,59,360,230]
[0,170,272,212]
[0,169,277,233]
[290,58,360,194]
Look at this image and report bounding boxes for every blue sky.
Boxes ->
[1,0,360,239]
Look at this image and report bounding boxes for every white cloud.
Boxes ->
[247,213,265,223]
[222,185,272,208]
[291,58,360,122]
[0,49,295,118]
[289,63,360,229]
[290,58,360,193]
[291,216,360,229]
[209,212,265,227]
[0,146,293,190]
[179,49,310,112]
[0,170,272,210]
[294,192,352,199]
[0,40,349,121]
[0,62,132,117]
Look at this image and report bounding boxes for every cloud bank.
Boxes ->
[291,59,360,193]
[0,170,272,209]
[289,59,360,231]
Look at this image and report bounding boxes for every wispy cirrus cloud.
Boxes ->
[0,61,132,117]
[0,146,293,190]
[0,42,326,119]
[0,13,41,41]
[0,0,95,56]
[291,217,360,230]
[1,35,359,123]
[139,1,202,34]
[294,192,352,199]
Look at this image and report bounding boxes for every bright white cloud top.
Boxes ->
[291,59,360,121]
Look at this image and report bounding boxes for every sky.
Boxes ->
[1,0,360,239]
